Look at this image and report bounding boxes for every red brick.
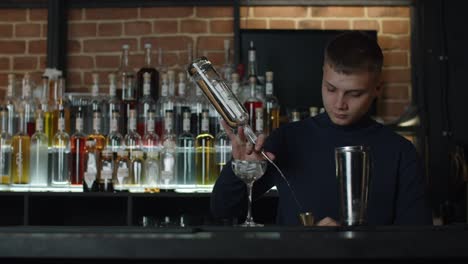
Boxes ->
[240,19,267,29]
[141,36,192,51]
[0,9,26,22]
[210,20,233,34]
[140,7,193,18]
[181,20,208,33]
[124,21,151,36]
[85,8,138,20]
[68,56,94,69]
[378,101,410,118]
[353,20,379,31]
[29,40,47,54]
[253,7,307,17]
[382,68,411,83]
[83,71,114,87]
[312,7,365,17]
[30,9,48,21]
[382,84,410,100]
[39,56,47,69]
[67,71,82,88]
[0,25,13,38]
[0,58,10,70]
[98,23,122,36]
[68,40,81,53]
[323,20,350,30]
[96,55,120,69]
[378,36,410,50]
[198,36,228,50]
[84,39,138,53]
[160,53,178,68]
[382,20,409,34]
[69,9,83,21]
[0,41,26,54]
[15,23,42,38]
[298,20,322,29]
[270,20,295,29]
[196,7,233,18]
[0,74,8,88]
[383,51,408,67]
[367,7,410,18]
[128,54,145,70]
[205,51,224,66]
[240,7,250,17]
[13,57,38,71]
[68,23,97,38]
[153,21,178,34]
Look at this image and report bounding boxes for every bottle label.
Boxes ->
[109,84,116,97]
[58,118,65,131]
[165,118,172,131]
[248,50,256,62]
[201,118,209,132]
[15,146,23,178]
[36,117,43,132]
[92,84,99,97]
[147,119,155,133]
[143,83,151,96]
[76,118,83,132]
[266,83,273,95]
[183,118,190,132]
[161,84,168,97]
[129,117,136,131]
[93,117,101,132]
[111,118,118,132]
[178,83,186,96]
[23,84,31,97]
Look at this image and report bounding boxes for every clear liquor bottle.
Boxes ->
[103,73,123,136]
[0,108,12,186]
[155,73,174,138]
[137,72,156,137]
[54,77,71,134]
[142,110,160,189]
[189,84,209,137]
[51,110,70,187]
[70,107,87,186]
[117,44,134,100]
[264,71,280,136]
[124,109,142,154]
[86,73,104,135]
[98,149,114,192]
[244,76,264,132]
[255,108,264,136]
[121,74,137,137]
[29,110,48,187]
[195,110,217,186]
[137,43,159,101]
[83,140,98,192]
[11,110,30,186]
[160,110,176,189]
[176,111,195,186]
[106,110,123,158]
[129,150,144,191]
[174,72,190,136]
[115,150,129,191]
[5,73,18,135]
[215,123,232,173]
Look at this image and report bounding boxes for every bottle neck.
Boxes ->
[145,48,152,67]
[36,117,43,132]
[247,49,257,78]
[265,81,273,95]
[93,115,101,134]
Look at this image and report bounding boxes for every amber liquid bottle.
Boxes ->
[70,108,87,185]
[195,110,217,186]
[11,111,30,186]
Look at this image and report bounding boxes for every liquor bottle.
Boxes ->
[174,72,189,136]
[29,110,48,187]
[51,110,70,187]
[142,110,160,189]
[117,44,134,100]
[176,111,195,186]
[88,110,106,155]
[19,73,36,137]
[244,76,264,132]
[86,73,103,135]
[246,41,261,84]
[264,71,280,135]
[39,75,55,147]
[55,77,71,134]
[5,73,18,135]
[142,110,160,152]
[129,150,144,191]
[221,39,234,82]
[103,73,123,136]
[160,110,176,189]
[99,149,114,192]
[155,73,175,138]
[189,84,208,137]
[0,108,12,186]
[309,106,319,117]
[137,72,156,136]
[195,110,217,186]
[106,110,123,158]
[215,124,231,173]
[291,110,301,122]
[157,47,168,77]
[115,150,129,191]
[121,74,137,137]
[70,107,87,186]
[83,140,98,192]
[137,43,159,101]
[255,108,264,136]
[11,110,30,186]
[124,109,142,155]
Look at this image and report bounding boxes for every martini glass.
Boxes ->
[232,159,268,227]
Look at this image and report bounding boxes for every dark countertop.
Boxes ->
[1,225,468,262]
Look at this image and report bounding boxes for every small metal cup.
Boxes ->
[335,146,371,226]
[299,212,315,226]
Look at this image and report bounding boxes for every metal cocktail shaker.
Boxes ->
[335,146,371,226]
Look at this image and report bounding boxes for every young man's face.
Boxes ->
[321,63,382,126]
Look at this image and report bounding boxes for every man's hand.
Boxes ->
[317,217,339,226]
[220,120,275,161]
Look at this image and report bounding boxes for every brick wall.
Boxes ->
[0,8,48,97]
[0,5,410,121]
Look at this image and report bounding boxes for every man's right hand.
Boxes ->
[220,120,275,162]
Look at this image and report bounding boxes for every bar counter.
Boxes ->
[1,225,468,263]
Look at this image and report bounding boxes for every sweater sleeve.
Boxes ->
[210,129,281,221]
[394,140,433,225]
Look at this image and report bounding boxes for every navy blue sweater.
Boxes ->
[211,113,432,225]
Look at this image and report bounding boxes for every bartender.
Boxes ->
[211,31,432,226]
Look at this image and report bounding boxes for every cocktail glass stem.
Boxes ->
[245,182,254,225]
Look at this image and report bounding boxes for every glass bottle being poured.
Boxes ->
[187,57,307,220]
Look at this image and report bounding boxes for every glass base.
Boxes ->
[238,221,264,227]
